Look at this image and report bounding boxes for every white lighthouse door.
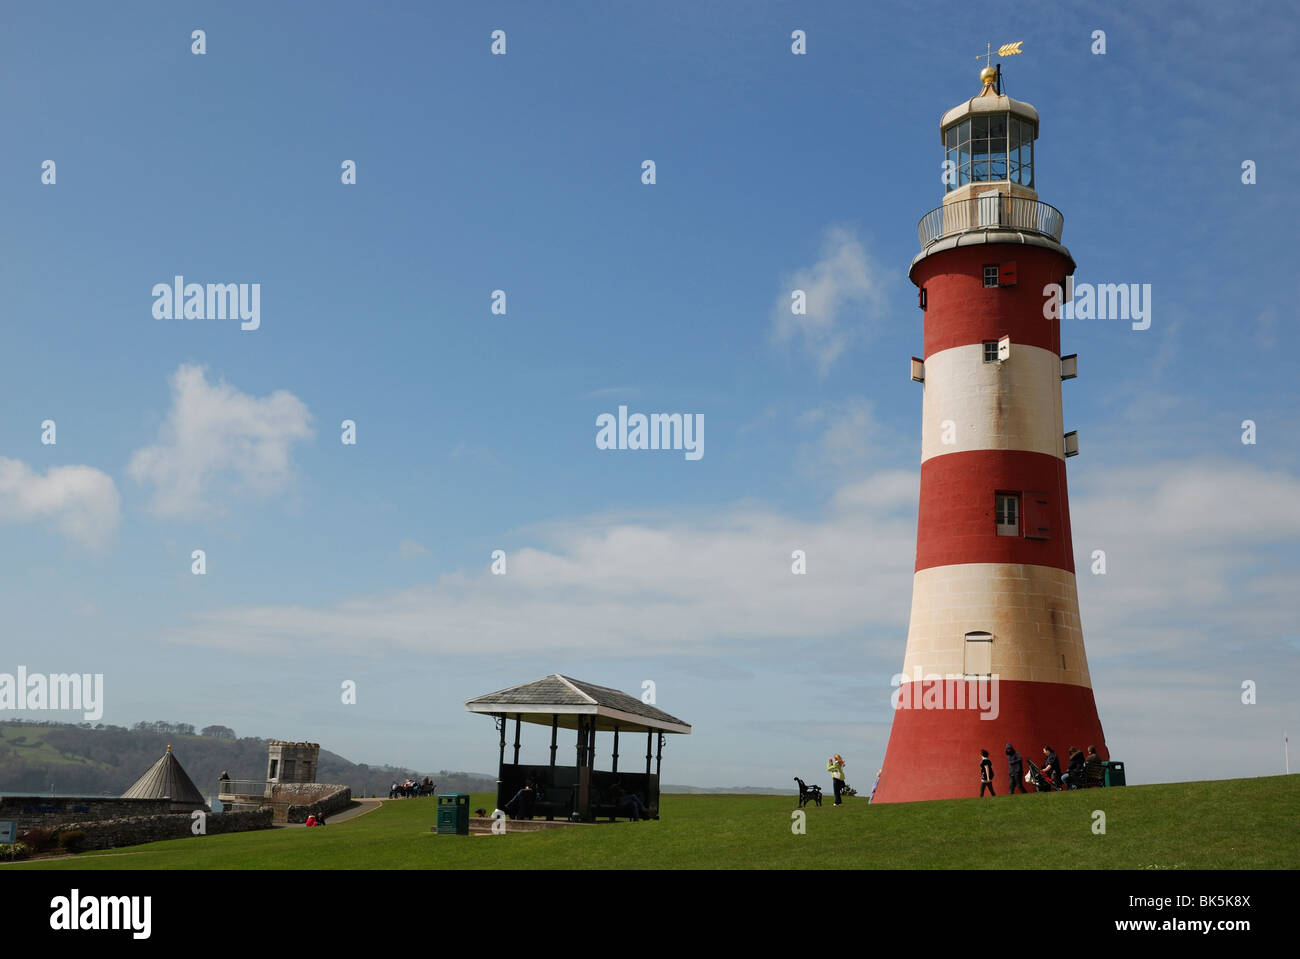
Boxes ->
[964,631,993,676]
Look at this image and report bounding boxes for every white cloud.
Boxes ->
[163,457,1300,786]
[169,480,920,657]
[398,539,430,559]
[128,364,314,518]
[1074,460,1300,661]
[0,458,120,548]
[167,460,1300,662]
[798,397,892,471]
[770,225,893,375]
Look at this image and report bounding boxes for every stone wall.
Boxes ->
[0,796,179,832]
[267,781,345,823]
[48,807,273,852]
[286,786,352,824]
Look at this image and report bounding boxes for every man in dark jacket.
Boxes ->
[1041,746,1061,788]
[1062,747,1086,789]
[1005,743,1026,794]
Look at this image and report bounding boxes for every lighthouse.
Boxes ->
[873,64,1108,803]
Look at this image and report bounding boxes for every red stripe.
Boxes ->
[873,679,1108,803]
[912,244,1071,358]
[916,450,1074,573]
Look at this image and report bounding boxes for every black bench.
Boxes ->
[794,777,823,807]
[530,785,576,821]
[1084,763,1107,788]
[589,788,652,821]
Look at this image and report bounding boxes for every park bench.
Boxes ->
[1084,763,1107,788]
[531,784,576,821]
[794,777,823,807]
[588,786,651,821]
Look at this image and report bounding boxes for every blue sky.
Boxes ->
[1,0,1297,788]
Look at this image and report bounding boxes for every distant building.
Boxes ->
[121,744,208,813]
[266,740,320,784]
[1,744,207,832]
[220,739,345,823]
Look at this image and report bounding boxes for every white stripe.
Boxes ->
[921,343,1064,463]
[899,563,1092,688]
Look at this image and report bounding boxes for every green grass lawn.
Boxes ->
[9,775,1298,870]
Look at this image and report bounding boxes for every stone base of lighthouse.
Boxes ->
[873,680,1107,802]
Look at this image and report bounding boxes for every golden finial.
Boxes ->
[975,41,1023,86]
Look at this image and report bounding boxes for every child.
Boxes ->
[979,749,995,796]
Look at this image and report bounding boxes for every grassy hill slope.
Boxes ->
[12,774,1297,870]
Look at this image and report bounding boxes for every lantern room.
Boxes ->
[941,66,1040,203]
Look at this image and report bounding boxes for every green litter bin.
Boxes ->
[436,793,470,835]
[1102,761,1126,787]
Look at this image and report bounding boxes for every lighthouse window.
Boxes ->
[983,265,1000,288]
[983,340,999,362]
[995,493,1020,535]
[945,113,1031,191]
[1010,116,1034,187]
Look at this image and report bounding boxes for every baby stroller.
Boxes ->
[1025,759,1062,792]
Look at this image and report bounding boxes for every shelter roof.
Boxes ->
[466,674,691,734]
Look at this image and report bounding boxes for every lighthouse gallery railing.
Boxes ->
[918,195,1064,248]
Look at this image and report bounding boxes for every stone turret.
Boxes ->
[266,740,320,784]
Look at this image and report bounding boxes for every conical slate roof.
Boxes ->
[121,745,206,804]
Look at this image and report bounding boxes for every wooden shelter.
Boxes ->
[465,674,691,822]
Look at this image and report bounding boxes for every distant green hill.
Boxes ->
[0,720,495,798]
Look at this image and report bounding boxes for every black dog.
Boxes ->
[794,777,823,808]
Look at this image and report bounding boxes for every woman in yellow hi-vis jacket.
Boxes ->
[827,754,846,805]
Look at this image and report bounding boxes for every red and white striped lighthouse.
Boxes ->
[873,65,1108,803]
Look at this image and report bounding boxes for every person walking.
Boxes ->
[1005,743,1026,794]
[979,749,995,796]
[827,754,846,806]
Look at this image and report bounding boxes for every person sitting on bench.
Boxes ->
[1061,747,1085,789]
[610,778,649,821]
[503,778,538,819]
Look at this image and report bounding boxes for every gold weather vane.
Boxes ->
[976,41,1024,68]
